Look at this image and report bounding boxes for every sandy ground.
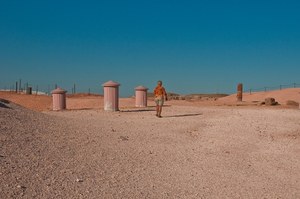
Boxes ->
[1,88,299,111]
[0,92,52,111]
[219,88,300,106]
[1,90,300,198]
[1,92,300,198]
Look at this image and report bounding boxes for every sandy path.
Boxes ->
[1,100,300,198]
[46,106,300,198]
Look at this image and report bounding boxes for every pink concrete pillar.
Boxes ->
[102,81,120,111]
[135,86,148,107]
[237,83,243,102]
[51,88,67,111]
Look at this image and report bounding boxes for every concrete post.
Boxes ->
[237,83,243,102]
[102,81,120,111]
[51,88,67,111]
[135,86,148,107]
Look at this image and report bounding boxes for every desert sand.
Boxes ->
[1,90,300,198]
[219,88,300,106]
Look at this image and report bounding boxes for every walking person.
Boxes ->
[154,80,168,118]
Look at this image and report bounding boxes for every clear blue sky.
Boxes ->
[0,0,299,96]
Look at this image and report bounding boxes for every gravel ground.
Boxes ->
[1,99,300,198]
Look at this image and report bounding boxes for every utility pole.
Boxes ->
[73,84,76,94]
[19,79,21,93]
[36,85,39,95]
[15,81,18,93]
[48,85,50,96]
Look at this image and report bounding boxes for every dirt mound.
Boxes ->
[286,100,299,107]
[0,100,79,198]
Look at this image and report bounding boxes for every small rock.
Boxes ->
[265,98,278,106]
[76,179,83,183]
[119,136,129,141]
[17,185,26,189]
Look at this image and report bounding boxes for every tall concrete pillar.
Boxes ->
[51,88,67,111]
[102,81,120,111]
[237,83,243,102]
[135,86,148,107]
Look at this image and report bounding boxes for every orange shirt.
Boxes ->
[154,86,166,97]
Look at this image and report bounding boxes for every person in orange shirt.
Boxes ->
[154,80,168,118]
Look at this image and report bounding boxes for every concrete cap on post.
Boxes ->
[102,80,120,111]
[102,80,120,88]
[135,85,148,107]
[135,85,148,91]
[51,87,67,111]
[51,87,67,94]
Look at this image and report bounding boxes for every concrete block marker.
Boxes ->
[51,87,67,111]
[135,86,148,107]
[102,81,120,111]
[237,83,243,102]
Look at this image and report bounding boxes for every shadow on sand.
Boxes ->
[147,105,172,108]
[120,109,156,113]
[67,108,99,111]
[163,113,203,118]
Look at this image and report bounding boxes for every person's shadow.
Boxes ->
[120,109,155,113]
[163,113,203,118]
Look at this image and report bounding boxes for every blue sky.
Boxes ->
[0,0,299,96]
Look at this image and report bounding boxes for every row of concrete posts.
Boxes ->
[52,82,246,111]
[51,81,148,111]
